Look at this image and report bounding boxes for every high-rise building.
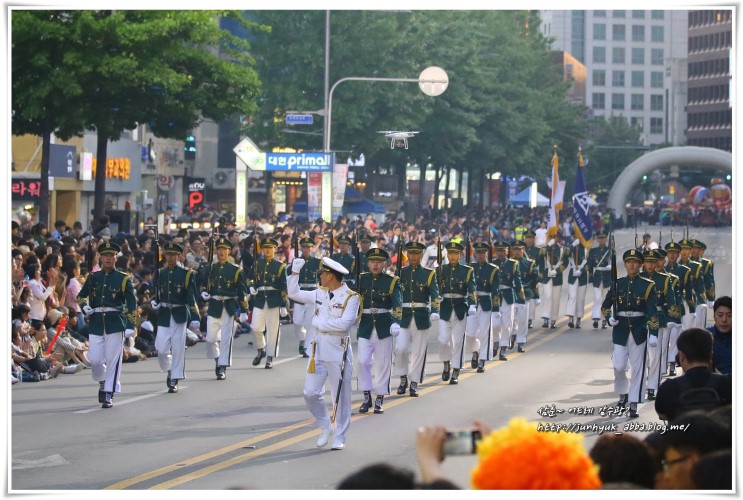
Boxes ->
[686,10,732,152]
[540,10,689,147]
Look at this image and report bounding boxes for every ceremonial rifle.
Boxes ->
[144,224,160,302]
[353,229,361,286]
[396,239,404,278]
[610,232,618,318]
[488,229,494,263]
[205,221,219,293]
[465,230,472,265]
[85,237,94,276]
[436,229,443,289]
[331,335,351,424]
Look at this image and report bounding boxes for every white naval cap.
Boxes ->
[321,256,349,275]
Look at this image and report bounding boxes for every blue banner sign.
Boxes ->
[286,114,314,125]
[265,152,334,172]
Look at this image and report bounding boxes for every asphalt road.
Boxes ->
[9,226,733,491]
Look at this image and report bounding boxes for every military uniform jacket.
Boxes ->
[665,262,693,315]
[438,263,476,321]
[664,272,684,322]
[601,274,659,346]
[205,261,249,318]
[250,258,288,309]
[295,256,321,290]
[358,253,369,275]
[566,245,589,286]
[156,265,199,326]
[587,245,613,288]
[332,252,356,289]
[357,272,402,339]
[493,258,525,305]
[694,257,715,302]
[516,257,539,300]
[640,270,678,328]
[471,261,500,311]
[399,265,440,330]
[538,245,568,286]
[680,258,707,307]
[77,269,137,335]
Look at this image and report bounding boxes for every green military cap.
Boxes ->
[405,241,426,253]
[656,248,667,258]
[493,240,510,250]
[98,242,121,255]
[691,239,705,249]
[642,249,660,262]
[665,242,682,252]
[262,237,279,248]
[299,237,314,247]
[366,247,389,261]
[215,237,233,249]
[678,239,693,249]
[623,248,644,263]
[511,239,526,248]
[445,241,464,252]
[359,234,373,243]
[524,230,536,237]
[337,235,353,245]
[473,242,490,252]
[596,230,608,238]
[163,242,184,254]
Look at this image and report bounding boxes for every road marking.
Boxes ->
[74,388,178,414]
[12,454,69,470]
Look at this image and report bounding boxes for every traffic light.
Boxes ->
[184,135,196,160]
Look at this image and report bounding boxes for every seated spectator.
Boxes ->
[690,449,732,490]
[706,296,731,375]
[46,308,90,369]
[336,463,458,490]
[655,328,732,421]
[588,434,657,489]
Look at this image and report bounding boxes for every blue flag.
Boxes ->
[572,148,593,247]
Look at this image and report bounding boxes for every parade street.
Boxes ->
[10,226,732,491]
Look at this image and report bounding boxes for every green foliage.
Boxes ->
[584,116,646,190]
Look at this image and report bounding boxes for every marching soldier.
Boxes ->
[602,249,659,418]
[77,242,138,408]
[564,238,589,329]
[538,236,568,328]
[150,242,199,393]
[678,239,706,330]
[332,235,357,291]
[437,241,476,385]
[663,241,693,376]
[356,248,403,414]
[249,237,288,369]
[510,239,537,352]
[492,241,524,360]
[467,242,499,372]
[690,239,715,327]
[587,230,612,329]
[652,248,683,377]
[523,229,541,328]
[357,234,373,273]
[640,249,677,401]
[393,241,440,397]
[202,236,249,380]
[292,237,321,358]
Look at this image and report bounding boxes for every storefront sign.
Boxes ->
[11,180,42,200]
[266,152,333,172]
[92,157,131,179]
[49,144,77,178]
[188,178,206,210]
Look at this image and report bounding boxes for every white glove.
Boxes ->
[608,317,619,327]
[572,239,580,247]
[124,329,135,338]
[280,307,288,317]
[573,270,582,277]
[150,300,160,310]
[648,335,658,347]
[534,298,541,306]
[548,270,557,278]
[239,312,248,323]
[189,320,201,330]
[291,258,305,273]
[250,287,257,296]
[707,301,714,308]
[311,316,322,329]
[547,239,555,247]
[430,312,440,321]
[390,323,401,337]
[200,291,211,301]
[468,305,477,316]
[82,305,94,316]
[492,311,502,319]
[606,263,612,271]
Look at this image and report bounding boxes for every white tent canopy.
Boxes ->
[508,187,550,206]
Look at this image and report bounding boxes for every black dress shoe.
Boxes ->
[449,369,459,385]
[628,403,639,418]
[359,391,372,413]
[215,359,220,377]
[568,320,575,328]
[102,392,113,409]
[528,320,533,329]
[217,366,226,380]
[301,349,309,358]
[396,376,408,395]
[575,321,581,329]
[617,393,628,408]
[593,320,599,329]
[409,382,419,397]
[265,356,273,369]
[647,389,655,400]
[470,351,479,369]
[601,320,607,329]
[517,343,525,353]
[252,349,266,366]
[98,381,105,403]
[442,362,451,382]
[168,383,178,394]
[476,360,485,373]
[550,322,557,329]
[509,334,516,349]
[542,320,549,328]
[668,364,676,376]
[499,348,508,361]
[373,396,384,414]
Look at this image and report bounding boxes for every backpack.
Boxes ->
[676,375,724,415]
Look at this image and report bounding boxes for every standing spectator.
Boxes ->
[588,434,657,489]
[706,296,731,375]
[25,263,52,330]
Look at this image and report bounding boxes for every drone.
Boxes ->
[377,130,420,149]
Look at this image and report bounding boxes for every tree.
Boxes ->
[584,116,646,191]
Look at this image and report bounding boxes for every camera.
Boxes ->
[443,428,482,455]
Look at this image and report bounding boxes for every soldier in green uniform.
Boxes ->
[249,237,288,369]
[357,234,373,274]
[201,237,249,380]
[601,249,659,418]
[565,237,589,329]
[492,241,524,360]
[467,242,499,371]
[538,237,568,328]
[292,237,321,358]
[587,230,612,329]
[510,239,537,352]
[393,241,440,397]
[437,241,476,385]
[678,239,706,331]
[664,241,693,376]
[523,230,541,329]
[77,242,138,409]
[333,235,357,290]
[356,248,403,414]
[150,242,199,393]
[640,249,677,401]
[691,239,715,327]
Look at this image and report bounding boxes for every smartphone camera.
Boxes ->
[443,429,482,455]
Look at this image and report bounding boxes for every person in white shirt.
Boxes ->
[534,222,548,248]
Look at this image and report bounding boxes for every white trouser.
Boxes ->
[206,309,236,367]
[304,346,353,445]
[513,302,529,344]
[694,303,708,328]
[357,328,393,395]
[541,283,562,322]
[438,315,467,369]
[393,322,429,383]
[646,326,668,391]
[89,332,124,394]
[681,312,696,332]
[666,322,682,363]
[592,284,610,320]
[529,285,540,322]
[293,301,313,342]
[465,307,493,360]
[156,317,187,380]
[497,302,514,347]
[565,282,587,320]
[612,333,648,404]
[252,305,281,357]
